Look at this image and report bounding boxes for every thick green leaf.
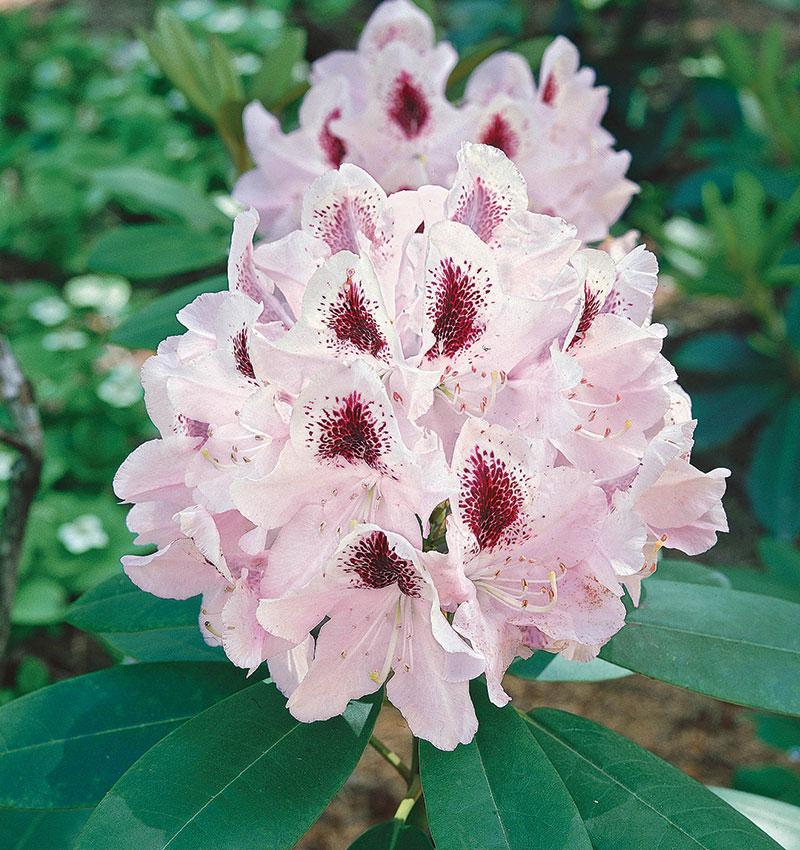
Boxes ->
[735,766,800,806]
[92,169,228,231]
[599,581,800,714]
[75,682,380,850]
[748,397,800,540]
[752,714,800,753]
[690,382,779,450]
[420,682,592,850]
[651,559,729,587]
[759,537,800,585]
[719,567,800,603]
[672,332,774,376]
[508,651,631,682]
[347,822,434,849]
[525,708,783,850]
[66,573,225,662]
[654,558,800,602]
[0,662,249,808]
[88,225,227,279]
[710,787,800,850]
[111,275,227,349]
[0,808,91,850]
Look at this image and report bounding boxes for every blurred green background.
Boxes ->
[1,0,800,809]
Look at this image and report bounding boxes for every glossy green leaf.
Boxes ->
[651,559,730,587]
[735,766,800,806]
[420,682,592,850]
[347,821,434,849]
[111,275,227,349]
[88,225,227,279]
[752,714,800,753]
[748,397,800,540]
[75,682,381,850]
[525,708,783,849]
[710,787,800,850]
[719,567,800,602]
[690,382,778,450]
[0,662,249,808]
[672,332,774,376]
[759,537,800,584]
[0,808,91,850]
[654,558,800,602]
[508,651,631,682]
[92,168,228,231]
[66,573,225,662]
[599,581,800,714]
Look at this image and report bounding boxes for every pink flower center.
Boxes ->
[342,530,421,596]
[233,328,256,380]
[426,257,486,359]
[309,193,378,255]
[326,269,388,358]
[320,108,347,169]
[541,74,558,105]
[387,72,430,139]
[460,447,524,550]
[451,176,506,243]
[176,413,209,441]
[479,113,519,159]
[313,390,389,471]
[569,283,602,349]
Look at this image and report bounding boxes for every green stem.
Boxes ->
[393,773,422,823]
[393,735,426,831]
[369,735,412,783]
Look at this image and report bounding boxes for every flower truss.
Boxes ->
[115,143,728,750]
[233,0,638,244]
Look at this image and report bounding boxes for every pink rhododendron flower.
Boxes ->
[233,0,637,243]
[115,141,727,749]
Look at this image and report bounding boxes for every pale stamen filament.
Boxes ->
[344,595,396,661]
[477,569,559,614]
[370,597,403,683]
[573,419,632,440]
[644,534,668,571]
[439,370,505,416]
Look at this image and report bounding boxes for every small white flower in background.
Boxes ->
[175,0,214,21]
[204,7,246,33]
[57,515,110,555]
[254,8,283,29]
[0,452,16,482]
[64,274,131,316]
[97,364,144,408]
[166,90,189,111]
[42,330,89,351]
[28,296,70,327]
[234,53,261,75]
[213,193,244,219]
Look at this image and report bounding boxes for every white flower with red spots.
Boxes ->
[233,0,636,242]
[115,141,727,749]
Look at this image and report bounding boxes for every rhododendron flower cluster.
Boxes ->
[234,0,638,244]
[115,143,727,750]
